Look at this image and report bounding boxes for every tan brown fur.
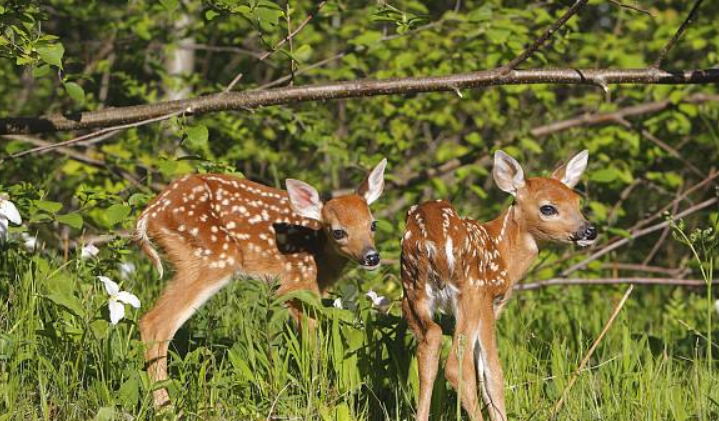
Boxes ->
[401,151,597,421]
[135,159,387,408]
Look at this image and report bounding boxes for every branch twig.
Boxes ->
[550,285,633,418]
[2,110,184,162]
[653,0,705,69]
[515,277,711,292]
[224,1,327,92]
[561,197,718,277]
[502,0,589,72]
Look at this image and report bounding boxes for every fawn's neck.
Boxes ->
[484,205,538,284]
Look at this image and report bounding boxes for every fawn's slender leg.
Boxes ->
[403,296,442,421]
[476,302,507,421]
[139,236,236,408]
[445,297,483,420]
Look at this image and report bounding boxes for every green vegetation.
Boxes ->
[0,0,718,420]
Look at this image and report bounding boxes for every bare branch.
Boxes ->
[503,0,589,72]
[561,197,718,277]
[224,1,327,92]
[550,285,633,418]
[606,0,653,17]
[2,68,718,136]
[530,93,719,137]
[653,0,705,69]
[515,277,712,292]
[2,110,184,161]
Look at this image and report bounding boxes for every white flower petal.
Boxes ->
[333,298,343,309]
[366,290,379,302]
[366,290,387,307]
[116,291,141,309]
[81,244,100,259]
[0,200,21,225]
[108,300,125,325]
[715,299,719,316]
[0,218,8,239]
[98,276,119,296]
[22,233,37,250]
[119,262,136,279]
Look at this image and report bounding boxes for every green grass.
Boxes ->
[1,243,717,421]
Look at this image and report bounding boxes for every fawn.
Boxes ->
[134,158,387,407]
[401,150,597,421]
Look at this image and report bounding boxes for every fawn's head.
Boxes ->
[284,158,388,269]
[493,150,597,246]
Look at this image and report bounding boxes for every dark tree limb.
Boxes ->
[653,0,705,69]
[1,67,717,137]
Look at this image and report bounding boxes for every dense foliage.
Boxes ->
[0,0,717,420]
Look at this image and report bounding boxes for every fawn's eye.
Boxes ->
[332,229,347,240]
[540,205,558,216]
[371,221,377,232]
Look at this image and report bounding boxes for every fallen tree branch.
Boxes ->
[1,67,718,136]
[515,277,712,292]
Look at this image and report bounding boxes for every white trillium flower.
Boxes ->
[715,299,719,316]
[366,289,390,312]
[81,243,100,259]
[97,276,141,325]
[0,197,22,240]
[332,297,343,309]
[118,262,136,279]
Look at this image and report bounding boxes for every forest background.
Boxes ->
[0,0,718,420]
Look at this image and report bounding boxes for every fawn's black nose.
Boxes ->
[362,251,381,268]
[584,224,598,240]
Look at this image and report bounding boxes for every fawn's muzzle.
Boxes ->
[573,224,598,246]
[361,250,381,269]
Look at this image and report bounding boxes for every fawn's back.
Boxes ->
[137,174,325,285]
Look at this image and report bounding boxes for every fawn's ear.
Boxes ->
[493,150,526,196]
[356,158,387,205]
[286,179,323,221]
[551,150,589,189]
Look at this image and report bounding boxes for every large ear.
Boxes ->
[551,150,589,189]
[356,158,387,205]
[286,179,323,221]
[493,150,526,196]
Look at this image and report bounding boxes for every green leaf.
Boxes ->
[43,291,85,318]
[35,200,63,214]
[36,43,65,69]
[64,82,85,106]
[93,407,116,421]
[159,0,179,12]
[185,124,209,151]
[105,204,131,226]
[590,168,618,183]
[293,44,313,63]
[56,213,83,229]
[351,31,383,47]
[32,64,51,78]
[205,9,220,20]
[117,374,140,407]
